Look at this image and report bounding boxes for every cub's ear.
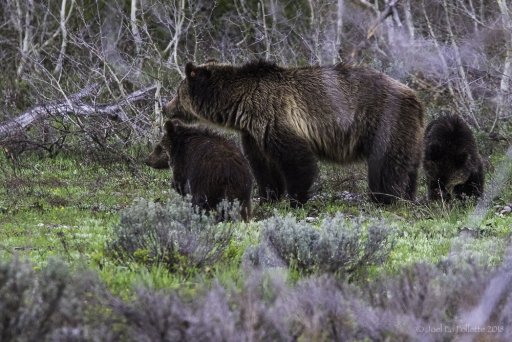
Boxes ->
[185,62,211,81]
[164,120,176,134]
[164,97,177,115]
[165,119,185,134]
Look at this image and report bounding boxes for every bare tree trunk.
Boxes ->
[16,0,34,76]
[153,81,163,137]
[455,0,480,34]
[164,0,186,76]
[492,0,512,133]
[131,0,143,70]
[403,0,414,39]
[421,0,455,99]
[54,0,72,76]
[442,0,479,129]
[367,0,399,39]
[259,0,271,60]
[307,0,315,28]
[335,0,344,63]
[467,0,479,33]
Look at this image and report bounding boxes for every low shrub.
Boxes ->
[107,195,236,273]
[0,257,119,342]
[109,273,291,341]
[110,255,512,341]
[247,213,395,276]
[2,252,511,341]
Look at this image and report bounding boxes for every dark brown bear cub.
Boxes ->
[424,114,484,201]
[145,143,169,169]
[146,120,253,221]
[169,60,424,205]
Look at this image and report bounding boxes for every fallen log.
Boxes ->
[0,84,157,142]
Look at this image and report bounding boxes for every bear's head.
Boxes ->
[424,115,477,194]
[144,120,178,169]
[169,60,281,129]
[174,62,216,119]
[145,142,169,169]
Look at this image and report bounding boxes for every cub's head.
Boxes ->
[424,114,477,193]
[145,142,169,169]
[144,120,179,169]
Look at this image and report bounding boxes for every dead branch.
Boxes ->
[350,0,379,14]
[0,84,157,142]
[367,0,401,39]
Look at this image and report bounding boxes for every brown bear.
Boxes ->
[144,104,198,169]
[168,60,424,205]
[423,114,484,201]
[145,119,253,221]
[145,143,170,169]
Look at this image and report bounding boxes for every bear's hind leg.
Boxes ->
[368,154,417,204]
[267,133,318,207]
[241,132,285,202]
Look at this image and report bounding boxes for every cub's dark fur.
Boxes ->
[170,60,424,205]
[145,143,169,169]
[424,114,484,201]
[146,119,253,220]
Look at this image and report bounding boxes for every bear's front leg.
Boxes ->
[427,180,450,202]
[453,170,484,199]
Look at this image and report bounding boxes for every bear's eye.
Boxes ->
[426,144,442,161]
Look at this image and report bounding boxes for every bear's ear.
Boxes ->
[166,119,185,133]
[185,62,211,81]
[164,120,176,134]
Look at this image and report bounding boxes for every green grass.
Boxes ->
[1,150,511,296]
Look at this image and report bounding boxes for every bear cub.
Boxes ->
[146,120,253,220]
[423,114,484,201]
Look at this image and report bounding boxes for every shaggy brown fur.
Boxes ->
[146,119,253,220]
[424,114,484,201]
[169,60,424,205]
[145,143,170,169]
[164,101,197,123]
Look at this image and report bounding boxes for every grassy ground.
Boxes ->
[1,149,511,297]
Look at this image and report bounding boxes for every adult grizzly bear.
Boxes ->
[145,119,253,220]
[169,60,424,205]
[424,114,484,201]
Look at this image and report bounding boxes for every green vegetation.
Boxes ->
[2,150,511,294]
[1,127,511,342]
[1,147,511,340]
